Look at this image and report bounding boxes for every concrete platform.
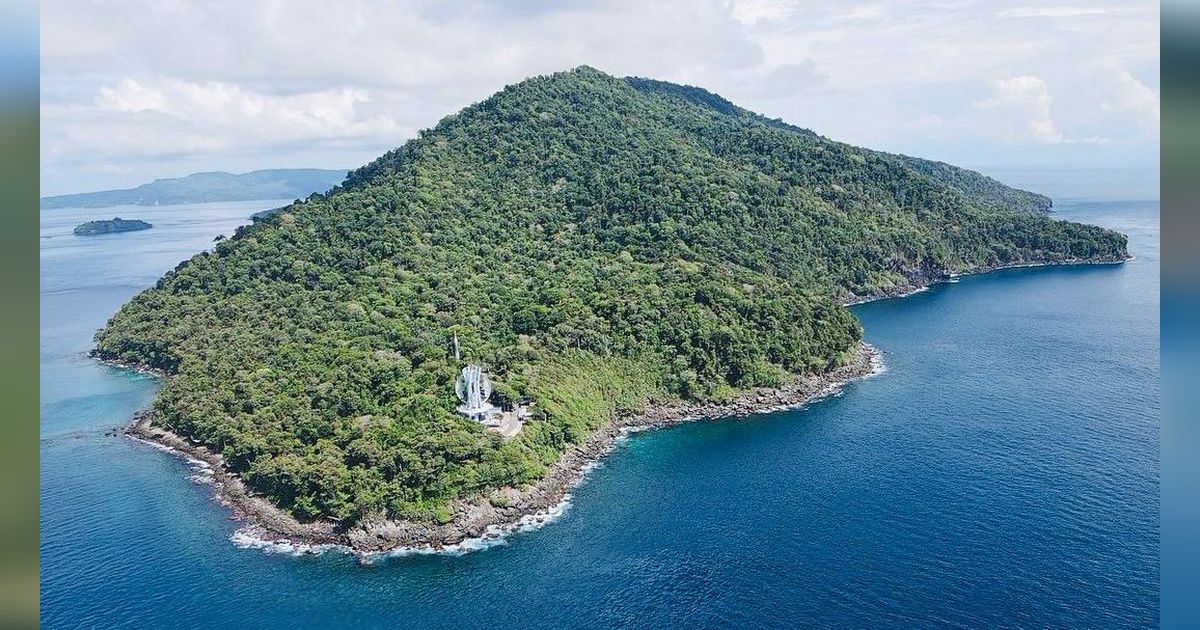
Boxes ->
[487,410,524,439]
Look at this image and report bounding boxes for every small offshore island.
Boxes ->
[74,217,152,236]
[96,67,1129,554]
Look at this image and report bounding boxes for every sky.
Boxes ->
[40,0,1159,197]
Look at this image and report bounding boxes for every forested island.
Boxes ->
[95,67,1128,551]
[74,217,153,236]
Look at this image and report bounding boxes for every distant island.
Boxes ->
[42,169,347,210]
[73,217,153,236]
[96,66,1129,553]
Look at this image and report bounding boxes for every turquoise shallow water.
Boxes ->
[40,197,1158,628]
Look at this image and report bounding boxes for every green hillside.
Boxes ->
[95,67,1127,524]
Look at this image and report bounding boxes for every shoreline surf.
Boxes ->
[121,342,882,556]
[113,254,1127,557]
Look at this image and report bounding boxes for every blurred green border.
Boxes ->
[1,0,40,626]
[1162,3,1200,629]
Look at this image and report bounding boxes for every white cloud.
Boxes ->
[728,0,796,25]
[743,60,828,99]
[1102,70,1160,138]
[96,79,165,113]
[975,76,1063,144]
[39,0,1160,194]
[45,77,400,165]
[95,78,395,141]
[997,7,1109,18]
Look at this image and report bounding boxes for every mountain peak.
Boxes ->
[566,64,607,75]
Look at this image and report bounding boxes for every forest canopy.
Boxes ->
[95,67,1128,524]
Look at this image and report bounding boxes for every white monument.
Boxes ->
[455,364,496,422]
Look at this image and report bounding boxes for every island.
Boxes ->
[95,67,1129,553]
[73,217,153,236]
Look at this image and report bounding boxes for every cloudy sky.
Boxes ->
[41,0,1159,196]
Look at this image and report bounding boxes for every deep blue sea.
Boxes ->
[41,192,1159,628]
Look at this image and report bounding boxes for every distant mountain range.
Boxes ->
[40,169,347,209]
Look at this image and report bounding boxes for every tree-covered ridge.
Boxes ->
[95,66,1126,524]
[623,76,1052,215]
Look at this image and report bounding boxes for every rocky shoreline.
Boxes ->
[840,254,1130,305]
[123,341,882,556]
[117,253,1129,557]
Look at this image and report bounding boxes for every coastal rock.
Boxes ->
[122,341,881,554]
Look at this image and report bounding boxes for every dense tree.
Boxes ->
[95,67,1127,524]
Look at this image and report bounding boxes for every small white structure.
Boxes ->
[454,363,528,438]
[455,364,496,421]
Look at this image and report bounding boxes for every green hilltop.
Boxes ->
[95,66,1127,524]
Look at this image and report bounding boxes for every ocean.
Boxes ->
[40,193,1159,628]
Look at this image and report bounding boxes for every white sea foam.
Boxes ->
[130,433,218,484]
[132,436,326,555]
[136,420,594,562]
[229,529,342,556]
[229,457,596,561]
[365,445,626,561]
[129,436,176,454]
[868,349,888,377]
[365,494,579,562]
